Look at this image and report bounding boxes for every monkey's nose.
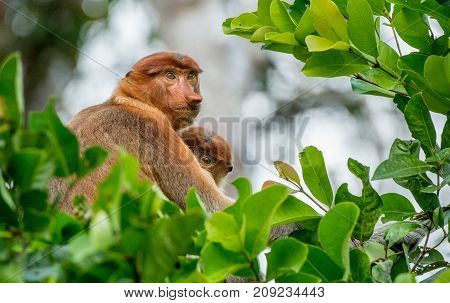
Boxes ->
[227,166,233,172]
[187,93,203,105]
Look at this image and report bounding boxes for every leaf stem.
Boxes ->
[287,179,329,213]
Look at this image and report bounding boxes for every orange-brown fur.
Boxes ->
[178,126,233,186]
[50,52,233,214]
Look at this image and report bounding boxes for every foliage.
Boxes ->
[224,0,449,282]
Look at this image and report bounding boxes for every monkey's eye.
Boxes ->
[201,156,212,165]
[165,71,176,80]
[187,71,197,80]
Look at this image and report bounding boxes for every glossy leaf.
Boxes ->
[392,8,433,51]
[302,50,369,77]
[383,221,421,247]
[335,158,383,242]
[423,54,450,97]
[294,7,315,44]
[305,35,349,52]
[272,195,320,226]
[347,0,378,58]
[350,249,371,282]
[310,0,349,42]
[270,0,297,32]
[242,185,289,257]
[404,94,437,156]
[381,193,416,223]
[377,41,401,77]
[266,238,308,280]
[318,202,359,276]
[200,243,249,282]
[372,155,433,180]
[300,245,344,282]
[206,212,242,252]
[299,146,333,206]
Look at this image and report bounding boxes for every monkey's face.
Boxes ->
[128,52,203,129]
[178,127,233,185]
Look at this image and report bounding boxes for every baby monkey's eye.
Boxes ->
[165,71,176,80]
[187,71,197,80]
[201,156,212,165]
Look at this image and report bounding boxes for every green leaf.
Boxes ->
[231,13,262,30]
[222,18,254,39]
[89,211,115,250]
[200,242,249,282]
[29,101,79,177]
[347,0,378,58]
[350,249,371,282]
[225,177,252,222]
[78,145,107,178]
[372,259,393,283]
[383,221,421,247]
[266,238,308,280]
[270,0,297,32]
[0,53,24,132]
[372,155,433,180]
[265,32,299,45]
[424,54,450,97]
[9,149,54,191]
[350,78,396,98]
[386,0,449,33]
[250,26,278,42]
[0,169,16,213]
[206,212,242,252]
[276,272,321,282]
[392,8,433,51]
[318,202,359,277]
[359,69,402,90]
[432,269,450,283]
[185,187,206,214]
[381,193,416,223]
[142,212,204,282]
[294,7,315,44]
[377,41,401,77]
[305,35,349,51]
[273,160,301,185]
[335,159,383,242]
[242,186,289,257]
[367,0,387,15]
[425,148,450,164]
[258,0,275,26]
[363,242,396,262]
[272,195,320,226]
[310,0,349,42]
[299,146,333,206]
[302,50,370,77]
[394,273,416,283]
[300,245,344,282]
[404,94,436,156]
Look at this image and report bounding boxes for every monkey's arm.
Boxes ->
[136,110,234,212]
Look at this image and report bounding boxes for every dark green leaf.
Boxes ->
[347,0,378,57]
[242,186,289,257]
[302,50,370,77]
[276,272,321,282]
[200,243,249,282]
[142,212,204,282]
[300,245,344,282]
[299,146,333,206]
[350,249,371,282]
[384,221,421,247]
[29,101,79,177]
[372,259,393,282]
[335,159,383,242]
[392,8,433,51]
[0,53,24,132]
[381,193,416,223]
[404,94,436,156]
[372,155,433,180]
[318,202,359,277]
[266,238,308,280]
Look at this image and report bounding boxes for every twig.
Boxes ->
[411,221,433,272]
[287,179,328,213]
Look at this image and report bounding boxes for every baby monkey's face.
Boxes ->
[178,126,233,185]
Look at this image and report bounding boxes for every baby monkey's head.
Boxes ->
[178,126,233,185]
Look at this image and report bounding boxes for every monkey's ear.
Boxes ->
[125,71,131,78]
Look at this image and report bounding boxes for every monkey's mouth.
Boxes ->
[175,105,201,115]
